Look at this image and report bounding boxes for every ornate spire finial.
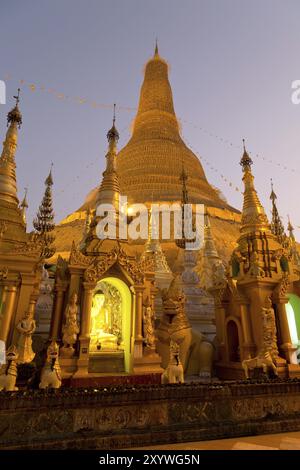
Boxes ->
[7,88,22,128]
[240,138,253,171]
[107,103,119,144]
[13,88,20,106]
[269,179,286,244]
[113,103,116,126]
[20,187,28,209]
[33,167,55,258]
[270,178,277,202]
[239,141,270,234]
[45,163,54,186]
[179,159,188,205]
[287,215,295,240]
[154,38,159,56]
[20,187,28,225]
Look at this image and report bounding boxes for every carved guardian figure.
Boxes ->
[0,345,19,391]
[242,350,278,379]
[39,341,62,389]
[161,340,184,384]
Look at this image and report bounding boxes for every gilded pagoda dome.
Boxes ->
[56,47,241,262]
[115,46,226,207]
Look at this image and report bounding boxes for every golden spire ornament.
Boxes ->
[239,139,270,234]
[175,161,195,249]
[154,38,159,56]
[0,89,23,207]
[270,179,286,245]
[33,164,55,258]
[287,215,295,241]
[96,105,120,209]
[20,187,28,225]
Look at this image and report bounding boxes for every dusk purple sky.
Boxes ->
[1,0,300,237]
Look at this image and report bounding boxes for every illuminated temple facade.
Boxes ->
[1,46,300,383]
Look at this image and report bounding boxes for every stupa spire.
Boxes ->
[203,206,219,259]
[112,48,229,207]
[33,165,55,258]
[141,206,171,274]
[198,206,224,290]
[180,161,189,205]
[0,89,22,206]
[19,187,28,225]
[154,38,159,57]
[240,139,270,234]
[270,179,286,244]
[96,106,120,210]
[133,45,179,140]
[287,215,295,241]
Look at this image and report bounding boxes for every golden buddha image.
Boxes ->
[90,288,120,351]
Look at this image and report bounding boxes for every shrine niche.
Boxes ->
[50,237,163,381]
[89,277,132,373]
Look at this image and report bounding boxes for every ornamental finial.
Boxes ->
[107,104,119,144]
[240,138,253,171]
[270,178,277,202]
[7,88,22,128]
[13,88,20,106]
[45,162,54,186]
[154,38,159,56]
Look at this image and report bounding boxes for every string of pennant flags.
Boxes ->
[182,135,243,195]
[180,118,299,175]
[54,124,132,197]
[2,74,299,199]
[2,73,136,112]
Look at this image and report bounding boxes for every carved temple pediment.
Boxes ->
[69,241,94,267]
[83,244,145,285]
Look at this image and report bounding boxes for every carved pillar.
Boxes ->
[49,282,67,341]
[240,303,256,359]
[68,268,82,301]
[134,286,144,359]
[74,282,95,378]
[0,285,17,343]
[210,287,227,360]
[80,282,95,337]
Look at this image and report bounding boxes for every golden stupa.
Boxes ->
[55,46,241,260]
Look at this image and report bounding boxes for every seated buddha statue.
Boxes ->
[90,291,118,350]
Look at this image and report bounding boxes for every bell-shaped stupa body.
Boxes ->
[117,48,225,206]
[56,47,241,262]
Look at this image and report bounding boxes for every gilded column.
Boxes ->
[135,287,144,341]
[49,282,67,341]
[240,304,256,359]
[133,286,144,360]
[80,282,95,337]
[74,282,95,378]
[0,285,17,343]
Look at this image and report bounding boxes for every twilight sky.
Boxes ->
[1,0,300,237]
